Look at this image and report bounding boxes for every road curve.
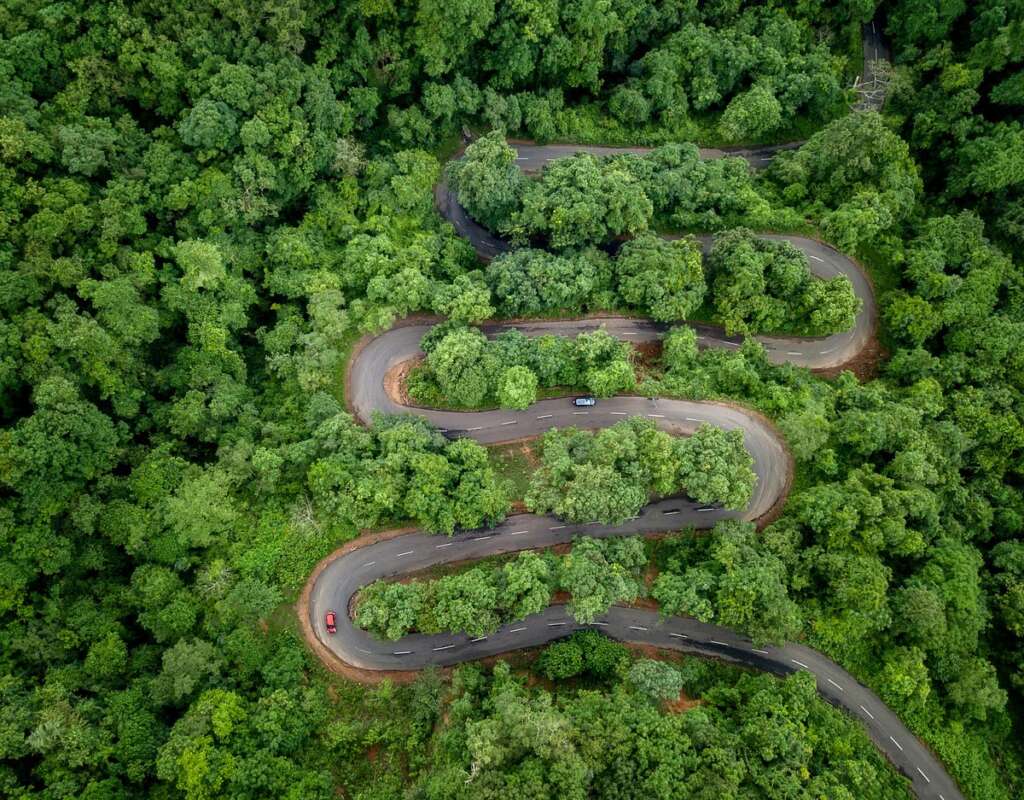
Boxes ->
[309,319,962,800]
[436,145,877,371]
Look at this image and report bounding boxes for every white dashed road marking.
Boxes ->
[549,525,566,530]
[363,561,376,567]
[669,633,689,639]
[827,678,844,691]
[393,650,412,655]
[536,414,553,419]
[510,627,527,633]
[547,622,567,627]
[501,420,517,426]
[396,550,414,557]
[470,636,487,643]
[472,535,492,541]
[889,736,903,751]
[859,705,875,720]
[751,648,769,654]
[809,255,824,262]
[435,542,454,548]
[629,625,648,632]
[509,530,529,536]
[916,768,930,783]
[433,644,455,651]
[791,659,810,669]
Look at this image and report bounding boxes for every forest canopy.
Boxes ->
[1,2,1024,800]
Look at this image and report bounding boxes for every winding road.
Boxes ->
[436,146,877,370]
[311,319,960,800]
[306,62,962,799]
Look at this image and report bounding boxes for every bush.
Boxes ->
[536,640,585,680]
[628,659,684,701]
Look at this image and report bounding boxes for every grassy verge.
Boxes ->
[487,441,538,499]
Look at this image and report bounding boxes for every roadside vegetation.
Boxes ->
[1,2,1023,800]
[356,536,645,639]
[525,418,755,521]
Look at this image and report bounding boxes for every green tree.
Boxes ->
[356,581,425,641]
[677,425,755,510]
[426,327,500,407]
[559,537,644,624]
[497,365,538,410]
[516,153,653,248]
[447,131,526,231]
[536,641,585,680]
[627,659,684,702]
[768,113,922,250]
[718,85,783,143]
[616,234,706,321]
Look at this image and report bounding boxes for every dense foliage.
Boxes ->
[525,417,755,522]
[1,1,1023,798]
[413,653,912,799]
[707,228,860,335]
[653,520,802,644]
[410,325,636,408]
[450,132,807,242]
[306,414,510,535]
[356,536,646,638]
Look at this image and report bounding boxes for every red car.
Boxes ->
[325,611,337,634]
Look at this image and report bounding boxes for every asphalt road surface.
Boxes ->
[313,316,962,800]
[857,17,892,111]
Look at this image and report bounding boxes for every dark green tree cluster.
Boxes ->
[380,1,852,146]
[652,325,828,416]
[356,536,645,638]
[884,1,1024,250]
[707,228,861,335]
[357,550,557,640]
[525,417,755,523]
[449,134,804,247]
[410,325,636,409]
[487,233,705,321]
[653,520,802,644]
[767,112,923,251]
[534,630,630,680]
[485,247,617,317]
[306,414,510,535]
[412,656,911,799]
[628,7,847,141]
